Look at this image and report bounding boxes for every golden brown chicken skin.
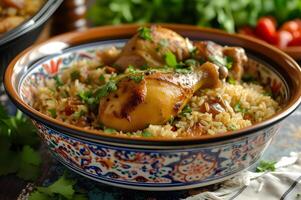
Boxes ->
[114,26,191,70]
[98,62,220,132]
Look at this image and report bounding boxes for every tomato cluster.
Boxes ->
[239,17,301,48]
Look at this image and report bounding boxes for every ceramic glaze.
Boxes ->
[33,119,278,190]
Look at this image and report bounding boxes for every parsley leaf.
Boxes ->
[164,51,178,68]
[129,75,144,83]
[98,74,105,82]
[48,109,57,118]
[54,75,63,87]
[104,128,116,133]
[234,102,246,113]
[227,76,236,84]
[141,130,153,137]
[0,106,41,180]
[256,160,276,172]
[29,174,78,200]
[94,80,117,100]
[180,105,192,116]
[138,27,152,41]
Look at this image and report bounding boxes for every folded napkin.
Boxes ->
[185,152,301,200]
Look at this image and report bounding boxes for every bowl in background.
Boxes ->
[4,24,301,190]
[0,0,63,77]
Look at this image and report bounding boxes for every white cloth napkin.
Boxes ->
[185,152,301,200]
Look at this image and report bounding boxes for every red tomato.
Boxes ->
[280,20,301,38]
[275,30,293,48]
[288,35,301,46]
[238,26,256,37]
[255,17,277,44]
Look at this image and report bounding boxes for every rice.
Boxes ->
[32,57,280,138]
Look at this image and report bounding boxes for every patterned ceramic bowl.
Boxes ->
[4,24,301,191]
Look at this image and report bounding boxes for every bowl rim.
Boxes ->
[0,0,63,46]
[4,23,301,146]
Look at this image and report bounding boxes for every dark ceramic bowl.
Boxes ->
[0,0,63,77]
[4,24,301,190]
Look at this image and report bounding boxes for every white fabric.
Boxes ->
[185,152,301,200]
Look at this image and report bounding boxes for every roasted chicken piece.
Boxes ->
[114,26,191,70]
[194,41,247,81]
[98,62,220,132]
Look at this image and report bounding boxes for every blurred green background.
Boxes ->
[88,0,301,33]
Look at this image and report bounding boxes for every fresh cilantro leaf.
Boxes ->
[37,174,76,199]
[98,74,105,82]
[54,75,63,87]
[94,80,117,100]
[234,102,246,113]
[0,106,41,180]
[180,105,192,116]
[227,76,236,84]
[48,109,57,118]
[137,27,152,41]
[16,145,42,181]
[73,110,86,119]
[184,59,197,67]
[189,47,198,58]
[142,130,153,137]
[21,145,42,166]
[209,55,233,70]
[129,75,144,83]
[70,70,80,81]
[164,51,178,68]
[28,191,48,200]
[139,64,149,70]
[256,160,276,172]
[225,56,233,69]
[126,65,137,73]
[104,128,116,133]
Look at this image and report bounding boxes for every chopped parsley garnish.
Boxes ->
[95,80,117,100]
[228,124,237,131]
[54,75,63,87]
[225,56,233,69]
[189,47,198,57]
[72,110,86,119]
[142,130,153,137]
[209,55,233,69]
[129,75,144,83]
[164,51,178,68]
[184,59,197,67]
[70,70,80,81]
[140,64,149,70]
[227,76,236,84]
[98,74,105,82]
[180,105,192,116]
[138,27,152,41]
[78,90,95,105]
[175,67,192,74]
[256,160,276,172]
[126,65,137,73]
[234,102,246,113]
[48,109,57,118]
[168,116,175,124]
[104,128,116,133]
